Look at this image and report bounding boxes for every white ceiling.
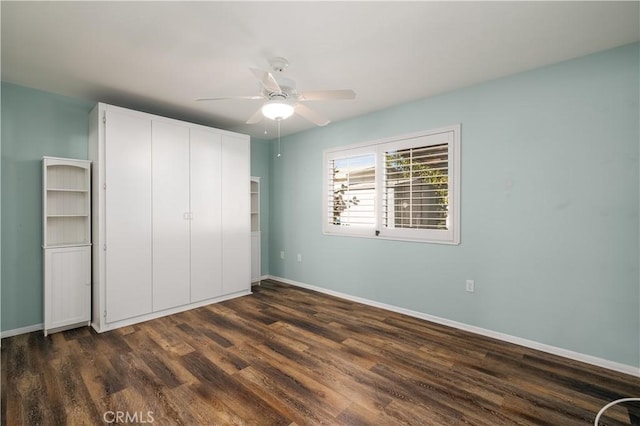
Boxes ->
[2,1,639,139]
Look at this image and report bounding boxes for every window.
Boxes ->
[323,125,460,244]
[325,148,376,237]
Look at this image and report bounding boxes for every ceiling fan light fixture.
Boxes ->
[262,100,294,120]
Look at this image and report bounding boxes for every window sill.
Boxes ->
[322,230,460,245]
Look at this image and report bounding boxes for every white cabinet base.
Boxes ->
[91,289,251,333]
[251,232,261,284]
[43,246,91,336]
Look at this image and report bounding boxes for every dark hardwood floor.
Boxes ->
[2,279,639,425]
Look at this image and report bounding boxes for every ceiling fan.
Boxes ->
[197,57,356,126]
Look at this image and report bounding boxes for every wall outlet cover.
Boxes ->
[466,280,475,292]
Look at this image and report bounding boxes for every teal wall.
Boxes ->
[1,82,94,331]
[268,43,640,367]
[250,138,270,276]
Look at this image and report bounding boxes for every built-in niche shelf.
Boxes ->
[42,156,92,336]
[251,177,261,284]
[251,178,260,232]
[43,159,91,248]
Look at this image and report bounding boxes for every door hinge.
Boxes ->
[102,113,106,124]
[103,244,107,251]
[103,310,107,318]
[103,183,106,190]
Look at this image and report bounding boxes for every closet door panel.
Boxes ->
[105,110,152,322]
[190,129,223,302]
[152,121,191,311]
[221,135,250,295]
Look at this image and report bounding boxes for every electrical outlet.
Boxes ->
[297,253,302,262]
[466,279,475,293]
[280,251,285,260]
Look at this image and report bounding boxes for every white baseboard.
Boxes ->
[251,275,270,284]
[1,323,43,339]
[267,275,640,377]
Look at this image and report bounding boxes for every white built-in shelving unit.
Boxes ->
[42,156,92,336]
[251,177,261,284]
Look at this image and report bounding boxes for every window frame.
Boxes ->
[322,125,460,245]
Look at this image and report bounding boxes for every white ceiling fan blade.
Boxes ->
[294,103,330,126]
[298,89,356,101]
[246,107,264,124]
[250,68,282,93]
[196,95,264,101]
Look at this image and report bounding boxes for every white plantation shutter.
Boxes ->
[383,143,449,230]
[324,148,376,236]
[323,125,460,244]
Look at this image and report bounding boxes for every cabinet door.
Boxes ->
[105,109,153,322]
[190,129,223,302]
[152,121,191,311]
[251,232,261,283]
[221,135,251,295]
[44,246,91,331]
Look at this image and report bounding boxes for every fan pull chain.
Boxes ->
[277,119,282,157]
[264,119,268,135]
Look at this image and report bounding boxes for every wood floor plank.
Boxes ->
[2,279,639,425]
[383,399,463,426]
[252,338,391,414]
[173,322,250,376]
[144,318,196,357]
[239,341,352,417]
[234,365,309,424]
[335,401,404,426]
[180,351,290,425]
[46,354,100,424]
[370,362,512,425]
[121,329,195,387]
[231,343,343,422]
[235,364,336,425]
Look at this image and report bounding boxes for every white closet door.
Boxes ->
[152,121,191,311]
[105,109,153,322]
[190,128,223,302]
[221,134,251,295]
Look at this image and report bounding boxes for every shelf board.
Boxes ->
[47,188,89,192]
[43,243,92,249]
